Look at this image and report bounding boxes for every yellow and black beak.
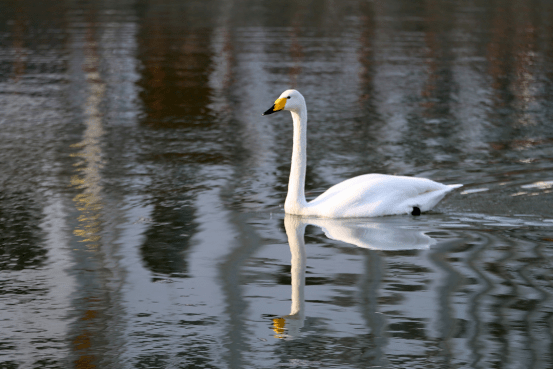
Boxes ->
[262,97,287,116]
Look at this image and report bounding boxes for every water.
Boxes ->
[1,0,553,368]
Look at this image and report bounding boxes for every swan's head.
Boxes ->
[262,89,305,115]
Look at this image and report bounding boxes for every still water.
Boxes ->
[1,0,553,368]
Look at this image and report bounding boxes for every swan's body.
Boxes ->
[263,89,461,218]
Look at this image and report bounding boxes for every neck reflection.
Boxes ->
[273,215,307,338]
[273,214,436,339]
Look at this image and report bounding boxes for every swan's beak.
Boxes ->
[262,97,286,116]
[262,105,278,115]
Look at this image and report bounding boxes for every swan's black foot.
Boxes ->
[411,207,421,216]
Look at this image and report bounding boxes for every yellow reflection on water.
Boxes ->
[272,317,286,337]
[70,37,106,251]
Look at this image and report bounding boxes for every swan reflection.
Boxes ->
[273,214,436,338]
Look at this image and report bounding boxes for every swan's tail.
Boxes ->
[404,183,461,214]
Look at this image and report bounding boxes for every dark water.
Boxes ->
[1,0,553,368]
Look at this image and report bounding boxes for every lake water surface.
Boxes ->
[1,0,553,368]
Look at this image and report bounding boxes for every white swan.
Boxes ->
[263,89,462,218]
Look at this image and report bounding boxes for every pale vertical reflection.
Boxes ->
[226,24,277,203]
[418,0,458,165]
[67,20,107,369]
[208,0,234,120]
[208,4,255,367]
[273,215,306,339]
[70,27,105,250]
[217,211,263,369]
[450,5,492,155]
[429,240,465,366]
[370,3,426,174]
[358,250,388,366]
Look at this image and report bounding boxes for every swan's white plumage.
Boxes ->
[308,174,461,218]
[263,89,461,218]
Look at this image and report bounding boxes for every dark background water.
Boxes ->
[1,0,553,368]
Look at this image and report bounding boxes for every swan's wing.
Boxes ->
[308,174,459,217]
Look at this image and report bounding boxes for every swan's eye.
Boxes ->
[287,96,291,99]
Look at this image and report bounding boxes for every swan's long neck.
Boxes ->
[285,107,308,214]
